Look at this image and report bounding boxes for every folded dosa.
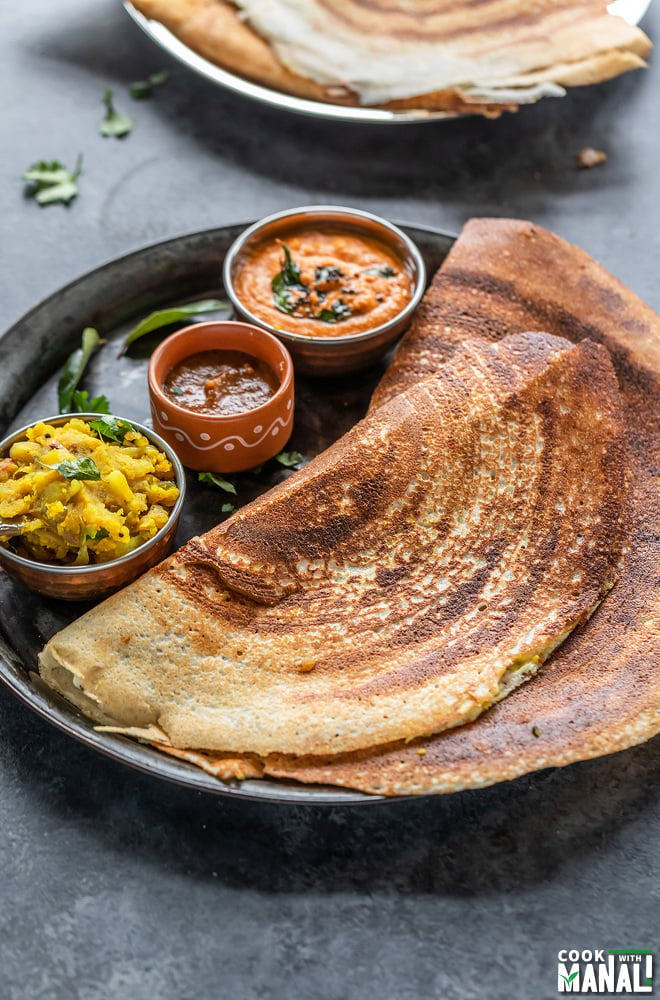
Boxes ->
[130,0,650,114]
[261,219,660,794]
[40,331,627,759]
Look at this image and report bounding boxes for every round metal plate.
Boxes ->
[123,0,652,125]
[0,221,456,805]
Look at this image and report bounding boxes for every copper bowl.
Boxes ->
[223,205,426,376]
[148,320,295,473]
[0,414,186,601]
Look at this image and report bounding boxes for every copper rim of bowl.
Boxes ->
[222,205,427,346]
[0,413,186,578]
[147,320,294,422]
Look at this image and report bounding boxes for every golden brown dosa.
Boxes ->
[129,0,650,115]
[39,331,627,759]
[257,219,660,794]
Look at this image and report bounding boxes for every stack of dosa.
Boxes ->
[129,0,651,115]
[262,219,660,793]
[39,218,660,796]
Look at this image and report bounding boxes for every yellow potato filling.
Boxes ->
[0,418,179,565]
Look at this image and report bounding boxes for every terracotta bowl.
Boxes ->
[223,205,426,376]
[148,320,295,473]
[0,414,185,601]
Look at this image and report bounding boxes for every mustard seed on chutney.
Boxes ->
[232,228,414,338]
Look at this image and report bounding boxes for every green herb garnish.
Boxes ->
[120,299,229,353]
[89,416,135,443]
[221,503,235,514]
[41,457,101,481]
[198,472,237,495]
[58,327,103,413]
[364,265,397,278]
[275,451,303,468]
[272,243,309,315]
[129,70,168,99]
[100,88,134,138]
[87,527,110,541]
[317,300,352,323]
[71,390,111,414]
[23,155,83,206]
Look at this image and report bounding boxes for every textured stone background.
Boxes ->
[1,2,658,997]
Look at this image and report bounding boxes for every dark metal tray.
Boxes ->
[0,222,454,805]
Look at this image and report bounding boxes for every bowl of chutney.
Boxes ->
[148,321,294,473]
[223,205,426,376]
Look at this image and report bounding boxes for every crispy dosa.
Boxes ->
[129,0,651,115]
[40,331,627,759]
[260,219,660,794]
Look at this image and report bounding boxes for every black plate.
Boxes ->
[0,222,455,805]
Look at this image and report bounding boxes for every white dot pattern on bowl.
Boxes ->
[200,433,211,441]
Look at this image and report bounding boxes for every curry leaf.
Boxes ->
[23,154,83,206]
[89,416,135,444]
[275,450,303,468]
[121,299,229,353]
[71,390,111,414]
[198,472,237,495]
[100,88,134,138]
[271,244,308,315]
[279,243,302,284]
[41,457,101,481]
[58,327,103,413]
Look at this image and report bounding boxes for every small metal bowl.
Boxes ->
[0,414,186,601]
[223,205,426,376]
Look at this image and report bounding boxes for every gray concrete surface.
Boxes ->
[0,2,658,998]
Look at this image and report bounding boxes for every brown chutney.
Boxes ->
[162,349,280,416]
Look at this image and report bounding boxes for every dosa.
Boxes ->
[40,331,627,760]
[129,0,651,115]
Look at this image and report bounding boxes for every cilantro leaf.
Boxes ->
[87,527,110,541]
[71,390,111,414]
[120,299,229,353]
[100,88,134,138]
[275,451,303,468]
[364,265,397,278]
[58,327,103,413]
[41,457,101,481]
[129,70,169,99]
[23,154,83,206]
[89,416,135,443]
[221,503,236,514]
[198,472,237,495]
[317,300,352,323]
